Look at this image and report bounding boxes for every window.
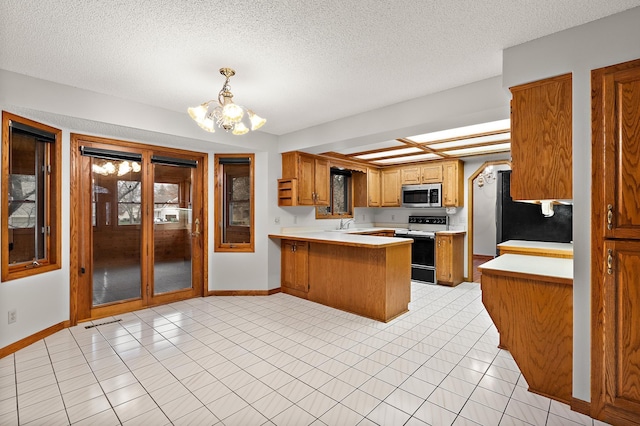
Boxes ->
[317,169,353,218]
[2,112,61,281]
[214,154,254,252]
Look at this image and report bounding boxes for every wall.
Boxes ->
[502,6,640,402]
[0,71,279,349]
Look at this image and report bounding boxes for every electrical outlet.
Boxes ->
[8,309,17,324]
[391,214,395,221]
[293,215,297,224]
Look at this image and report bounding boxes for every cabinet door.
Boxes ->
[421,165,443,183]
[368,168,381,207]
[401,166,421,184]
[314,158,330,206]
[281,240,308,293]
[510,74,572,200]
[442,161,462,207]
[298,155,316,205]
[381,169,401,207]
[602,240,640,420]
[436,235,451,282]
[602,66,640,240]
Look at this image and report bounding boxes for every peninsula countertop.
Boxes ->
[478,253,573,284]
[268,229,412,248]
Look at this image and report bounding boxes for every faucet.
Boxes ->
[339,218,355,229]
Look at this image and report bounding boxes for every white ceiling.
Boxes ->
[1,1,639,136]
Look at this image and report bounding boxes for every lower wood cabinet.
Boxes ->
[281,240,309,297]
[436,232,464,286]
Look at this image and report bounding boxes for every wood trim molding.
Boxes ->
[0,321,68,358]
[571,398,591,417]
[208,288,281,296]
[466,160,511,281]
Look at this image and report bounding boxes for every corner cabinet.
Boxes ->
[281,240,309,298]
[281,151,329,206]
[354,168,381,207]
[442,160,464,207]
[510,73,572,200]
[436,232,464,286]
[381,168,401,207]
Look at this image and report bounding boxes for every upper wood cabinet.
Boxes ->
[381,168,401,207]
[401,164,443,185]
[281,151,329,206]
[354,168,381,207]
[442,160,464,207]
[510,73,572,200]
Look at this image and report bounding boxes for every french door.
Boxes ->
[70,135,206,322]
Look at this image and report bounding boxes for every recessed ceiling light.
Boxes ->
[356,147,422,160]
[428,133,511,150]
[407,119,510,143]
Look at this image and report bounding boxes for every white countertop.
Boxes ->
[497,240,573,252]
[268,230,413,248]
[478,254,573,281]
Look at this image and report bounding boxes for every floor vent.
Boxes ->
[84,318,122,329]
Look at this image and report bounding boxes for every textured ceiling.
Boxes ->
[1,1,639,136]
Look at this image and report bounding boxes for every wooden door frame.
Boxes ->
[69,134,208,326]
[466,160,511,282]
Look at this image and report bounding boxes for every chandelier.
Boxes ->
[188,68,266,135]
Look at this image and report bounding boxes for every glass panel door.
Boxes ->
[91,157,143,305]
[153,163,193,295]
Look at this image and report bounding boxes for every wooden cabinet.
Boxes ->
[510,74,572,200]
[421,164,443,183]
[592,58,640,424]
[281,240,309,297]
[442,160,463,207]
[401,164,443,185]
[480,257,573,404]
[281,151,329,206]
[354,168,381,207]
[381,168,401,207]
[436,233,464,286]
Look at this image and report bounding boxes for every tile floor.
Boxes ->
[0,282,609,426]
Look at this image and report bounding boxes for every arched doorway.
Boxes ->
[467,160,510,282]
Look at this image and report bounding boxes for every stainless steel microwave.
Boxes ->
[401,183,442,208]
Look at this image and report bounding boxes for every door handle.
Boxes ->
[607,204,613,230]
[192,218,200,237]
[607,249,613,275]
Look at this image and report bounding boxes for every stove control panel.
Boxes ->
[408,216,448,225]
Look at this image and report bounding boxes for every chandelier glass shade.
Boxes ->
[188,68,266,135]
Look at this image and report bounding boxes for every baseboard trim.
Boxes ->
[208,288,281,296]
[0,321,67,359]
[571,397,591,417]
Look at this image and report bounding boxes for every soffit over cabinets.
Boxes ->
[322,119,511,167]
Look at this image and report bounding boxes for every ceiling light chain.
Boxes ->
[188,67,266,135]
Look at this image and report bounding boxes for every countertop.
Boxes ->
[497,240,573,258]
[498,240,573,251]
[268,229,413,248]
[478,253,573,283]
[436,230,466,235]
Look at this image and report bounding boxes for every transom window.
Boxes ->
[2,112,61,281]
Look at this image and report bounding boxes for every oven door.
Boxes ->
[409,235,436,284]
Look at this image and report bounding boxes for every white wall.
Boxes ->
[502,6,640,401]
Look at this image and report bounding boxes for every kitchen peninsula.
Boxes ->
[269,230,413,322]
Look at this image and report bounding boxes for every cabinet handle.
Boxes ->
[607,249,613,275]
[607,204,613,230]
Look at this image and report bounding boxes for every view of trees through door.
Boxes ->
[70,135,206,323]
